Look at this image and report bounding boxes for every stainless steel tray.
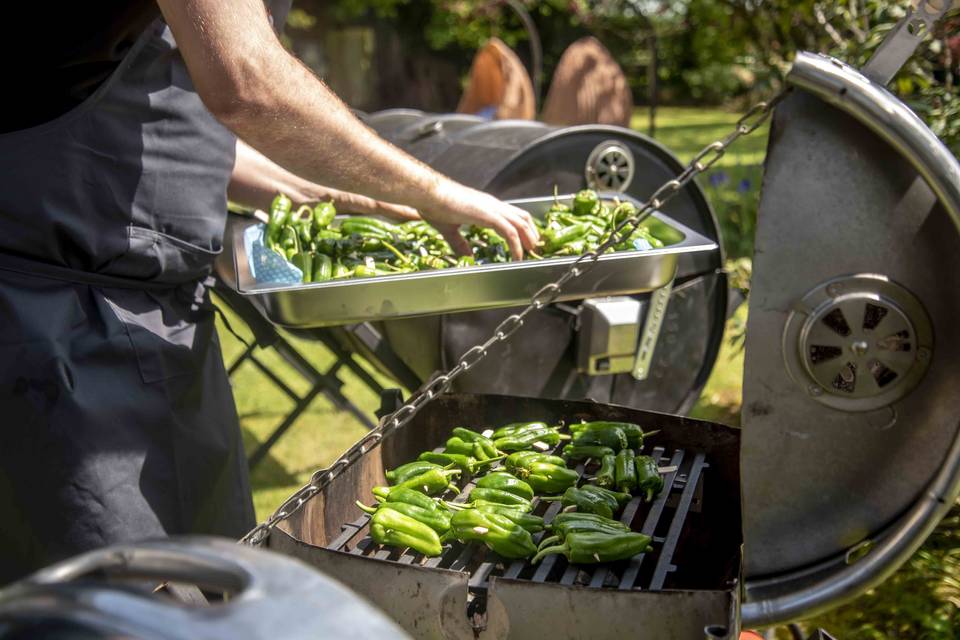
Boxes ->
[216,194,718,328]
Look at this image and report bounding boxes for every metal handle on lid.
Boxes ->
[862,0,953,85]
[27,538,252,594]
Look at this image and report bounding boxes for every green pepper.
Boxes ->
[525,461,580,494]
[373,486,440,511]
[615,449,638,494]
[369,507,443,557]
[291,205,314,245]
[538,513,631,550]
[356,500,450,536]
[468,487,532,509]
[494,427,566,452]
[418,451,501,477]
[491,421,551,439]
[475,472,534,500]
[313,254,333,281]
[532,530,652,564]
[543,222,590,253]
[573,189,601,217]
[562,445,616,461]
[266,193,293,244]
[279,225,299,260]
[470,504,543,533]
[312,201,337,231]
[635,455,664,502]
[292,251,313,284]
[451,428,500,459]
[375,467,461,497]
[571,426,628,451]
[333,260,352,278]
[445,436,481,459]
[449,509,537,559]
[570,421,652,449]
[505,451,567,469]
[542,486,616,519]
[339,217,400,240]
[549,512,631,534]
[385,461,445,486]
[579,485,631,508]
[594,454,617,489]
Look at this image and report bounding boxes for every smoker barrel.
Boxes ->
[357,112,728,415]
[268,393,742,639]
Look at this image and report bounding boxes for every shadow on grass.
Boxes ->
[241,424,298,489]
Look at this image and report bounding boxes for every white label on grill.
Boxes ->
[364,256,375,269]
[532,441,549,451]
[658,466,678,474]
[481,429,494,438]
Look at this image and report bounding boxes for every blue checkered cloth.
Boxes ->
[244,223,304,285]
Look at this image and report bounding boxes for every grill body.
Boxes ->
[269,394,741,639]
[357,112,728,415]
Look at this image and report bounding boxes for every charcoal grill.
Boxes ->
[268,394,741,639]
[241,4,960,636]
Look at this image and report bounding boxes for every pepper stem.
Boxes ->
[646,489,654,502]
[475,455,506,467]
[531,543,568,565]
[537,535,560,551]
[446,483,461,495]
[355,501,378,514]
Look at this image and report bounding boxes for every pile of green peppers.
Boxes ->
[263,188,665,284]
[355,418,662,562]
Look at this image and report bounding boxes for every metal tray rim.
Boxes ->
[230,192,718,296]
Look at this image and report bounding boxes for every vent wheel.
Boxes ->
[783,275,933,412]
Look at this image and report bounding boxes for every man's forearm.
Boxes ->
[228,139,421,220]
[158,0,538,257]
[160,0,448,211]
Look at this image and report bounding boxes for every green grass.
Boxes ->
[221,105,958,639]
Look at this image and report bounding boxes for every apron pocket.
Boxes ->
[101,288,204,384]
[104,226,222,283]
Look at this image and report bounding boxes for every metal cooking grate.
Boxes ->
[326,438,708,594]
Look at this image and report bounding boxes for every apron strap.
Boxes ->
[0,249,182,291]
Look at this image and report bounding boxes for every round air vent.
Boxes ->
[585,141,635,192]
[782,274,933,412]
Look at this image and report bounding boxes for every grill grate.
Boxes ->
[326,436,708,594]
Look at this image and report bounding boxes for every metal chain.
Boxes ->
[239,90,788,547]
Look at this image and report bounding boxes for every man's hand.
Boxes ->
[423,183,539,258]
[157,0,539,258]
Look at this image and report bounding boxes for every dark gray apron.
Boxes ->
[0,17,265,583]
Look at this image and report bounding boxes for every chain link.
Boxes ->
[239,90,787,547]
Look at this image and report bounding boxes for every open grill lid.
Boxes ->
[739,49,960,624]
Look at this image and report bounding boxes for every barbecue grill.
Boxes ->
[221,4,960,637]
[269,394,741,640]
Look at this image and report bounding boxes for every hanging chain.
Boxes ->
[239,90,788,547]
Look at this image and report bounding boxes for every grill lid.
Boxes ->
[739,51,960,624]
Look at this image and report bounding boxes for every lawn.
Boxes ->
[217,106,957,639]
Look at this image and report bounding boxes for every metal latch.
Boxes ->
[633,281,672,381]
[576,297,642,375]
